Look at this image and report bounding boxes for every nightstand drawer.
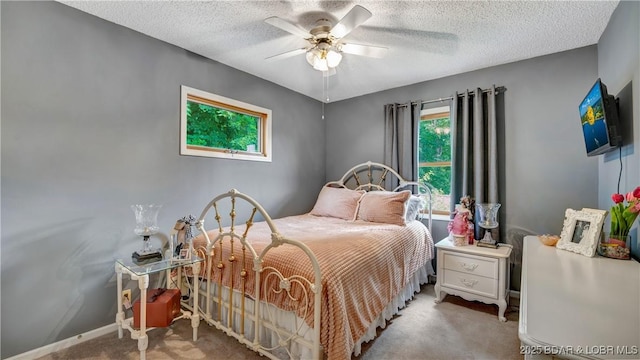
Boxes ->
[442,269,498,298]
[442,252,498,279]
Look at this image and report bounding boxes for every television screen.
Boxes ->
[579,78,621,156]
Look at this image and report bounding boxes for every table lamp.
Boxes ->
[475,203,501,248]
[131,204,163,262]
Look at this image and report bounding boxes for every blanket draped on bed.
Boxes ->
[193,214,434,360]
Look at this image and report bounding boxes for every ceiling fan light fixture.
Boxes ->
[305,50,317,65]
[265,5,381,75]
[306,45,342,72]
[325,49,342,68]
[306,48,328,71]
[312,58,329,71]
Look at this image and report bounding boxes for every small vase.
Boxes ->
[598,233,631,260]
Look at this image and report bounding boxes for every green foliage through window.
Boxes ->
[418,107,452,214]
[186,100,259,152]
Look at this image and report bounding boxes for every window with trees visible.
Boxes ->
[418,105,451,215]
[180,86,272,162]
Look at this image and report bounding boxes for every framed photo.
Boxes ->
[178,246,191,260]
[170,218,193,261]
[581,207,608,232]
[556,208,605,257]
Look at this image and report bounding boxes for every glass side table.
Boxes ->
[115,256,203,360]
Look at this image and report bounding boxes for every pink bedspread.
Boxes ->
[193,214,434,360]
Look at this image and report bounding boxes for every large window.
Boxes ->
[180,86,272,162]
[418,105,451,215]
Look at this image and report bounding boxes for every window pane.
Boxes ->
[419,166,451,195]
[418,117,451,163]
[419,107,452,214]
[186,100,260,152]
[180,85,272,162]
[419,166,451,213]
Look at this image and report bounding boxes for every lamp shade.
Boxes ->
[131,204,162,236]
[306,45,342,72]
[326,50,342,68]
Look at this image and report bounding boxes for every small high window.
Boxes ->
[180,86,272,162]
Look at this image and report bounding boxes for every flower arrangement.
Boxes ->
[610,186,640,238]
[602,186,640,259]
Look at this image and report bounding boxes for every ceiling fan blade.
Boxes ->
[265,48,308,61]
[341,43,387,58]
[264,16,310,39]
[330,5,372,39]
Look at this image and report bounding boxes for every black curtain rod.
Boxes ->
[397,86,506,107]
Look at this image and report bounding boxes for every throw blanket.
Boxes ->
[193,214,434,360]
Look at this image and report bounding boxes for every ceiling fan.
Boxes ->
[264,5,387,75]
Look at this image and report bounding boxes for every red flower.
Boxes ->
[610,187,640,237]
[611,193,624,204]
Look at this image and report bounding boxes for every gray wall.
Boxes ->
[597,0,639,259]
[1,2,324,357]
[2,1,637,358]
[325,46,602,288]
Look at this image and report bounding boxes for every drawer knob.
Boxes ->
[460,262,478,271]
[460,278,478,287]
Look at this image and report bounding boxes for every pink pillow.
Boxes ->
[357,190,412,226]
[310,186,365,220]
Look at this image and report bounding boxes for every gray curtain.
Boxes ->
[450,85,501,241]
[383,102,421,185]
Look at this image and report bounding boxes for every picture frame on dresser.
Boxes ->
[556,208,605,257]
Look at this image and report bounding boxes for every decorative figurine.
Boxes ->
[172,215,196,260]
[448,196,475,246]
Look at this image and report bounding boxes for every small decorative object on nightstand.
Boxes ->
[170,215,196,261]
[475,203,501,248]
[434,237,512,322]
[448,195,475,246]
[131,204,163,263]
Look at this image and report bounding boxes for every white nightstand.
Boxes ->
[434,237,512,322]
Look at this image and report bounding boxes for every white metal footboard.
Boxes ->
[190,189,323,360]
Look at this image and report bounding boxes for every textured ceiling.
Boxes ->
[59,1,619,103]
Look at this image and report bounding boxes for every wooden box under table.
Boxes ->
[133,288,181,328]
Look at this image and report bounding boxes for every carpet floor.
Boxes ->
[37,284,522,360]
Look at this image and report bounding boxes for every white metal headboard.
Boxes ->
[325,161,433,232]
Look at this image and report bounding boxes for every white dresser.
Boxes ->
[434,237,512,322]
[519,235,640,359]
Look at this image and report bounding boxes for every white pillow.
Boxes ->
[309,186,365,220]
[357,190,411,226]
[406,195,426,222]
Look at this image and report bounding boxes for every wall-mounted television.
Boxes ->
[578,78,621,156]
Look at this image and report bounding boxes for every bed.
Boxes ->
[185,161,435,360]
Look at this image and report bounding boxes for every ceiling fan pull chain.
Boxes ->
[321,74,326,119]
[325,74,330,103]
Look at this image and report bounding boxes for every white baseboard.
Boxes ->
[5,323,118,360]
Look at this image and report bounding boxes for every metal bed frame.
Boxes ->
[187,161,433,359]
